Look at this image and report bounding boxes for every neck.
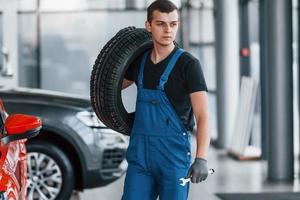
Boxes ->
[151,43,175,64]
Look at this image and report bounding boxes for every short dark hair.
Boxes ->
[147,0,179,22]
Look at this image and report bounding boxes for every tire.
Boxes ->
[90,26,152,135]
[26,141,74,200]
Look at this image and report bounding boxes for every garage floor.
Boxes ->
[70,135,300,200]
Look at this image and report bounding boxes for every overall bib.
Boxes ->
[122,48,191,200]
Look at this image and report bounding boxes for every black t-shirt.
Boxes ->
[125,46,208,131]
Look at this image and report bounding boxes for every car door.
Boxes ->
[0,0,18,88]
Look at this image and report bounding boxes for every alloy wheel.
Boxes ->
[26,152,62,200]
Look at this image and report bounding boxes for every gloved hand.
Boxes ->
[186,157,208,183]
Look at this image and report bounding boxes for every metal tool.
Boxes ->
[179,168,215,186]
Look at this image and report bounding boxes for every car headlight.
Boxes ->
[99,130,128,145]
[76,110,106,128]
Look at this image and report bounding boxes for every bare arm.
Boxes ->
[122,79,134,89]
[190,91,210,159]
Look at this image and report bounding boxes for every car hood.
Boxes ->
[0,87,91,109]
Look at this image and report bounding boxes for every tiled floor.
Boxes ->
[70,135,300,200]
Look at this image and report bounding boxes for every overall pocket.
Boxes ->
[133,99,167,134]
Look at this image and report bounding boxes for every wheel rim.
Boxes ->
[26,152,63,200]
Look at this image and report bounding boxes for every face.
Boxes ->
[145,10,179,47]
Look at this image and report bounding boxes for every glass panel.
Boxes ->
[18,14,38,87]
[248,0,259,43]
[146,0,182,8]
[18,0,37,12]
[247,0,260,84]
[292,0,298,45]
[40,0,126,11]
[40,11,146,96]
[39,0,183,12]
[292,0,299,154]
[190,46,216,91]
[38,0,184,13]
[190,8,215,43]
[190,0,214,9]
[133,0,147,9]
[0,2,4,11]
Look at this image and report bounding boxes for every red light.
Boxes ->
[240,47,250,57]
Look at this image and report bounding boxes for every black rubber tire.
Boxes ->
[26,140,74,200]
[90,26,153,135]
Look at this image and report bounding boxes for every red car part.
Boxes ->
[0,99,41,200]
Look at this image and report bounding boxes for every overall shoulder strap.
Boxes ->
[157,48,185,90]
[137,51,149,88]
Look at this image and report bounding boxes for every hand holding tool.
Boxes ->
[179,168,215,186]
[187,157,209,183]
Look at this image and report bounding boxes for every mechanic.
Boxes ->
[121,0,210,199]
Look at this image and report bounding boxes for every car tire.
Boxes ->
[90,26,152,135]
[26,140,74,200]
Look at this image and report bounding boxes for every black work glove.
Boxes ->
[186,157,208,183]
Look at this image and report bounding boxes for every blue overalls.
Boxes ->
[122,48,191,200]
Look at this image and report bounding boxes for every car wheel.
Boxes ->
[90,26,152,135]
[26,141,74,200]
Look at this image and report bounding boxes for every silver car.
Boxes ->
[0,87,128,200]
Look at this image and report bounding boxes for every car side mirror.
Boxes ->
[2,114,41,144]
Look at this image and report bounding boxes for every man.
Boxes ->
[121,0,210,199]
